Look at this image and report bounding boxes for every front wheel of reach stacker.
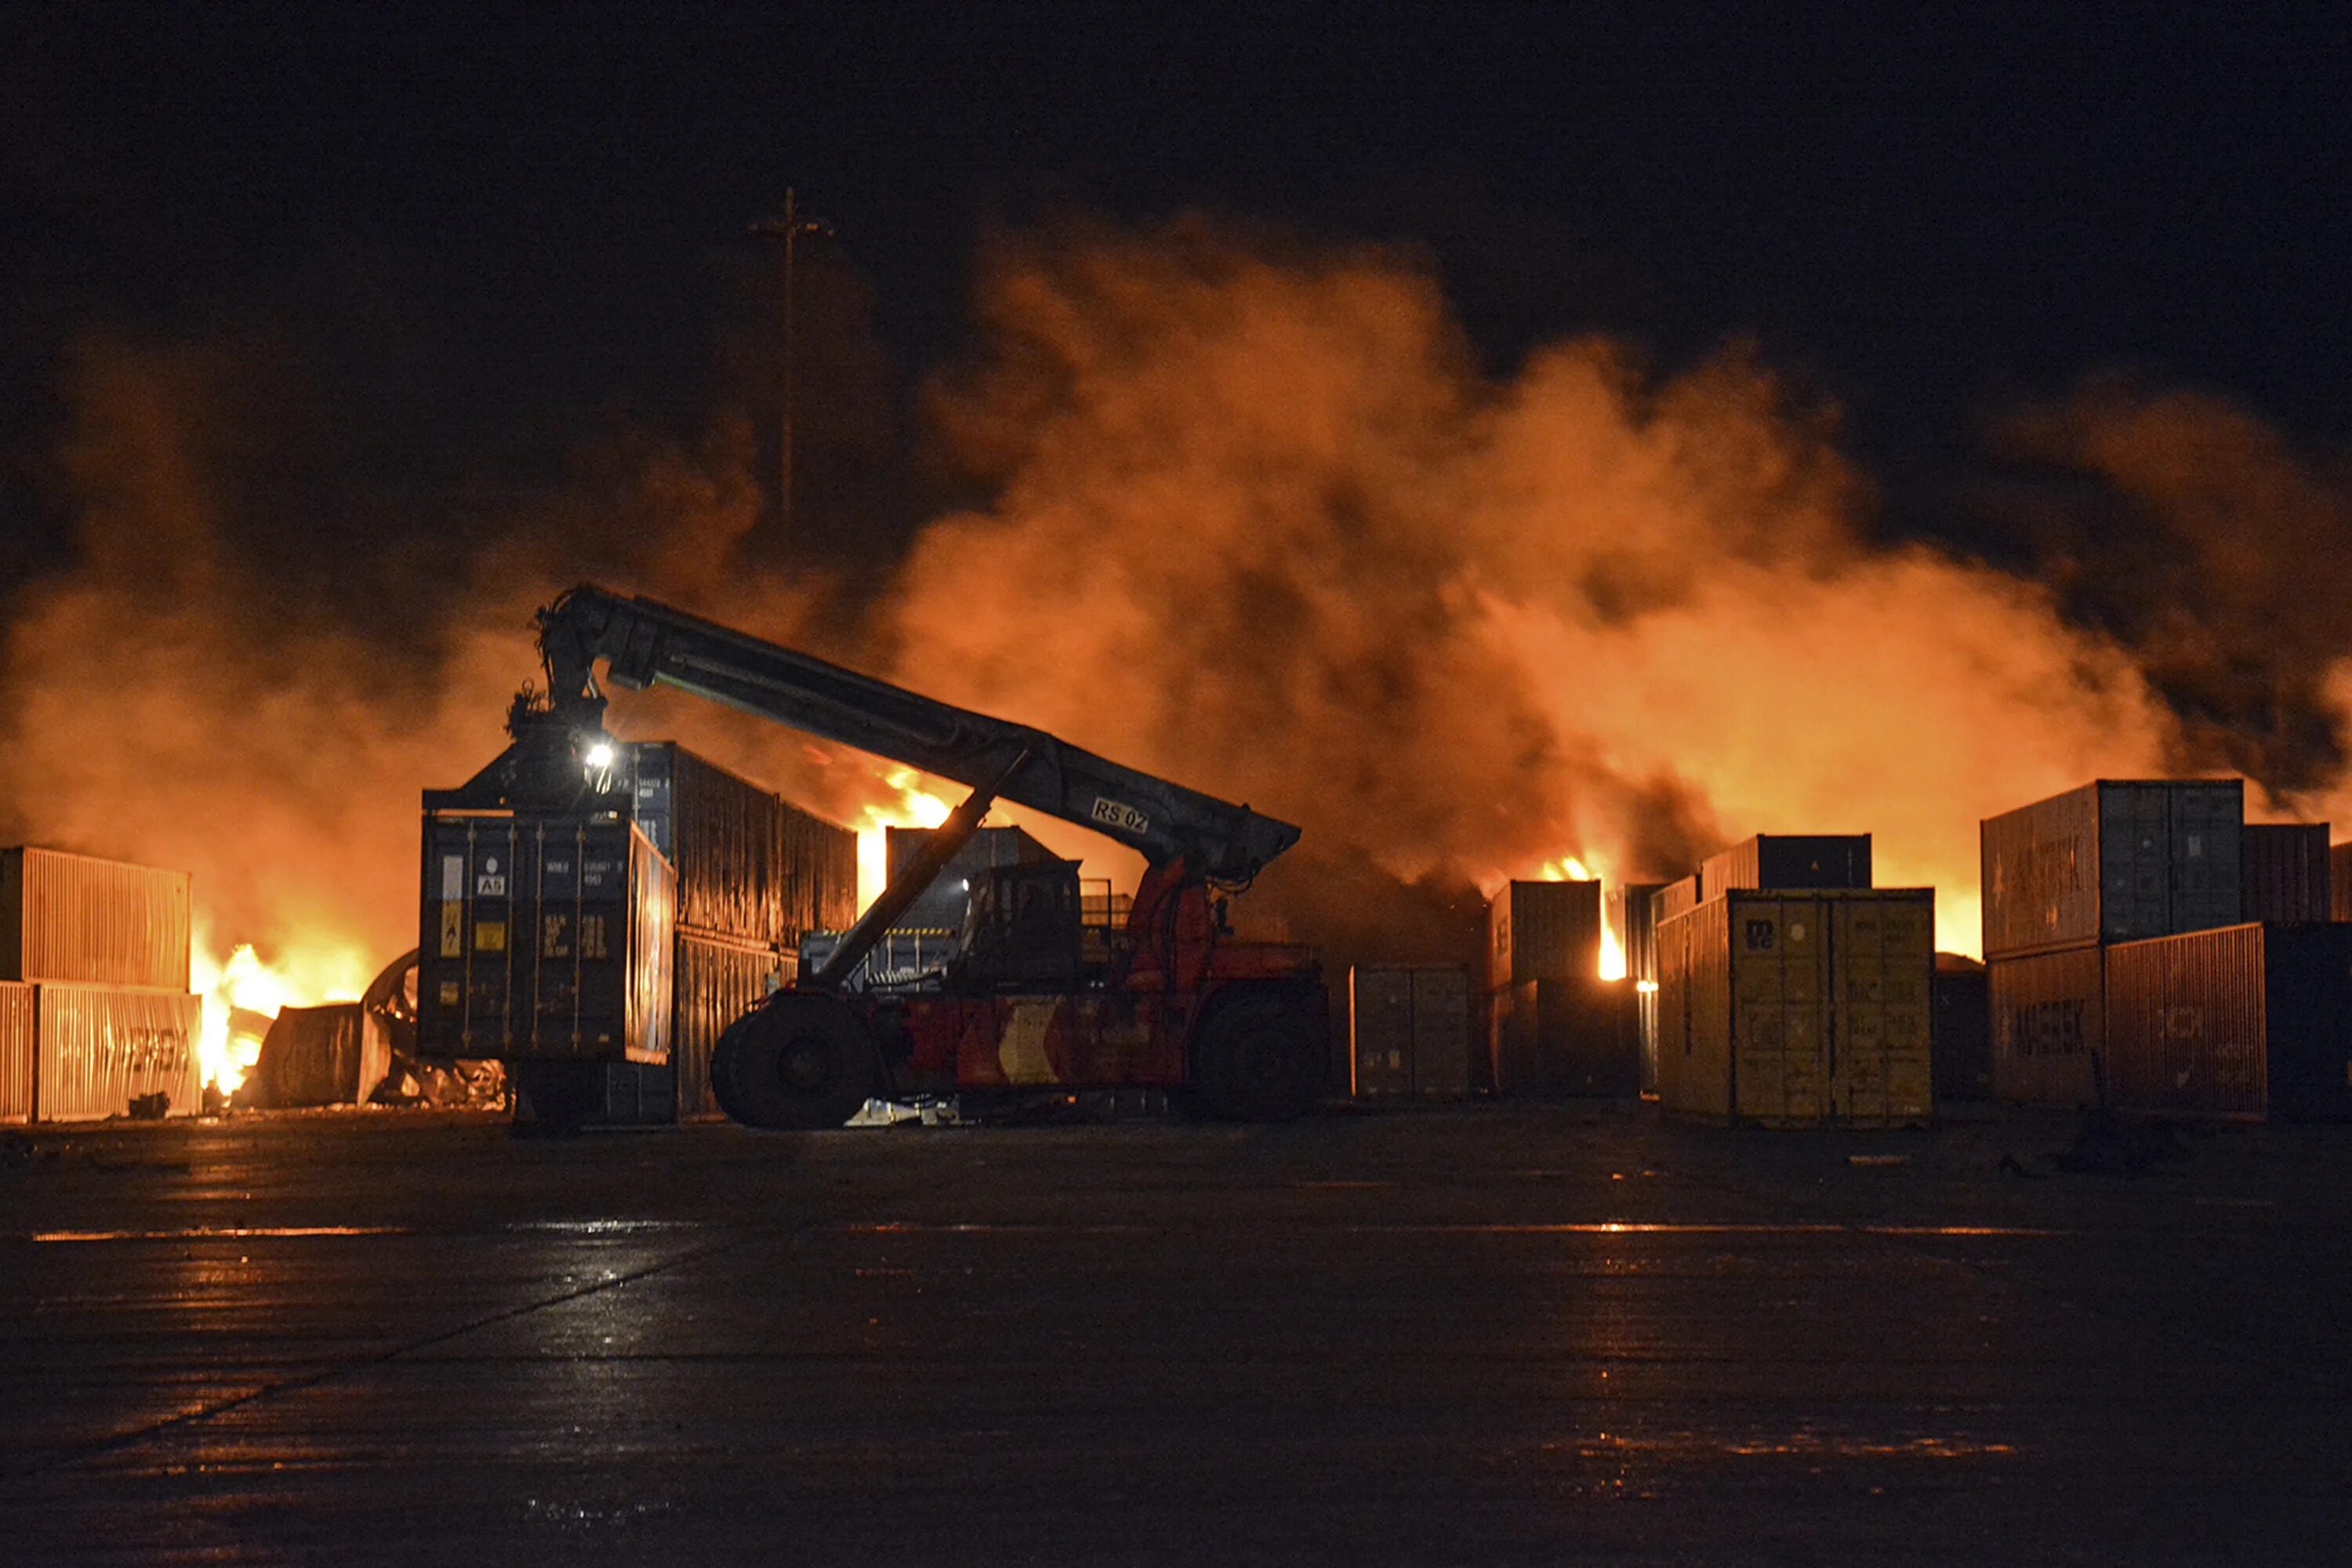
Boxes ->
[712,993,878,1131]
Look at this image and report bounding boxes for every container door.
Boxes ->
[1732,897,1830,1126]
[2100,784,2170,942]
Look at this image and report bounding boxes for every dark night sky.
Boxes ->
[5,2,2350,577]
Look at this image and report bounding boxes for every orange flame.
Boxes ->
[851,766,955,916]
[191,928,370,1097]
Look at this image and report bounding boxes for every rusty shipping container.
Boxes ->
[2239,823,2330,924]
[1490,976,1639,1098]
[2,848,192,991]
[1980,779,2241,959]
[1700,834,1871,895]
[0,981,32,1123]
[416,814,676,1062]
[1655,889,1934,1127]
[15,984,204,1122]
[1486,880,1602,993]
[1986,944,2105,1106]
[245,1003,391,1109]
[2104,924,2352,1122]
[1607,882,1667,1095]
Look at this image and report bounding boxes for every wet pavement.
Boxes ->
[3,1102,2349,1565]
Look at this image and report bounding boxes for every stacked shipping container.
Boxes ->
[1482,880,1633,1096]
[1979,781,2244,1106]
[1,848,201,1122]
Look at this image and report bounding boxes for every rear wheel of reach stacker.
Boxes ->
[711,992,879,1130]
[1190,990,1323,1123]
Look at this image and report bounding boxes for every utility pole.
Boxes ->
[749,190,834,538]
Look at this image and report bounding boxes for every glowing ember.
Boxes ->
[851,767,955,915]
[191,934,372,1097]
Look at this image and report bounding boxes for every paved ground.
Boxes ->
[2,1101,2348,1566]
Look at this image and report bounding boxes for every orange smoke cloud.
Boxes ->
[887,222,2183,954]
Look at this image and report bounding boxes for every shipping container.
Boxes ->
[1491,977,1639,1098]
[673,932,793,1121]
[509,1058,677,1130]
[0,981,32,1123]
[2239,823,2330,924]
[1932,954,1991,1102]
[1980,779,2242,959]
[1609,881,1668,1097]
[629,743,787,944]
[1986,944,2104,1106]
[1347,965,1469,1097]
[416,814,676,1062]
[245,1003,391,1109]
[1348,966,1414,1096]
[1409,967,1471,1096]
[2103,924,2352,1122]
[1486,880,1602,993]
[2332,842,2352,921]
[782,799,859,941]
[1652,875,1701,927]
[23,984,202,1121]
[1655,889,1933,1127]
[1,848,192,991]
[1700,834,1871,895]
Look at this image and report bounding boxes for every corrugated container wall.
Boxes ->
[1655,889,1934,1127]
[1700,835,1871,895]
[1608,882,1667,1096]
[1986,945,2104,1106]
[630,744,785,944]
[1,848,192,990]
[1980,780,2242,958]
[2104,924,2352,1122]
[1348,966,1414,1095]
[0,981,32,1123]
[673,934,793,1121]
[1653,875,1701,927]
[416,815,676,1062]
[2332,842,2352,921]
[31,985,202,1121]
[783,800,858,939]
[1486,880,1602,993]
[2239,823,2330,924]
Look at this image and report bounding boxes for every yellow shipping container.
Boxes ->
[1657,888,1934,1128]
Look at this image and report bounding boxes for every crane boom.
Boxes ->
[534,584,1301,883]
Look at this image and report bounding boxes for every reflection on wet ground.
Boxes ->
[1,1103,2347,1564]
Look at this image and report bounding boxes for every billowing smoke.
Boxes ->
[6,217,2344,993]
[885,221,2184,953]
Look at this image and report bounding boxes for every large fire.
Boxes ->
[191,933,372,1098]
[5,218,2344,1004]
[1534,855,1626,981]
[852,767,954,916]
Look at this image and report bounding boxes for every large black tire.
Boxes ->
[711,993,878,1131]
[1191,991,1323,1123]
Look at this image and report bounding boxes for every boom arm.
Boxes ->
[535,584,1301,883]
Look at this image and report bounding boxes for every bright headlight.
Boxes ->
[584,742,616,770]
